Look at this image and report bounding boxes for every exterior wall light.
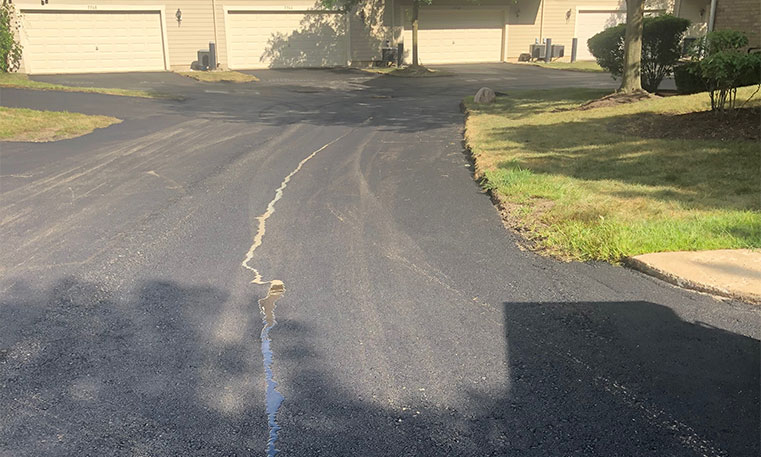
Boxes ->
[175,8,182,24]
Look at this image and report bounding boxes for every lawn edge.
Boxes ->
[0,107,122,142]
[0,82,180,100]
[362,67,455,78]
[623,256,761,305]
[175,70,260,83]
[520,62,606,73]
[462,95,761,301]
[460,101,564,261]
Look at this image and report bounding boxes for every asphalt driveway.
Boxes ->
[0,65,758,457]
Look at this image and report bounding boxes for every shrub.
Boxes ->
[689,30,761,112]
[588,15,690,92]
[674,61,704,94]
[0,0,22,72]
[587,25,623,81]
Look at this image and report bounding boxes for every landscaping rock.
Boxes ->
[474,87,496,104]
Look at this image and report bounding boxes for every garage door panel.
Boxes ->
[227,11,347,69]
[21,11,165,74]
[405,10,503,65]
[575,10,626,60]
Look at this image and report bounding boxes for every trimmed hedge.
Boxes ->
[674,62,705,94]
[588,15,690,92]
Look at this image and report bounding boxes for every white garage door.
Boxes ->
[226,10,348,69]
[575,10,626,60]
[20,10,166,74]
[403,9,504,65]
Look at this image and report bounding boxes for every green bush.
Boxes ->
[674,61,705,94]
[0,0,22,72]
[588,15,691,92]
[689,30,761,112]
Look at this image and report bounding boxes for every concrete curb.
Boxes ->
[623,256,761,305]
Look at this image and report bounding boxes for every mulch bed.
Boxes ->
[614,107,761,142]
[578,91,657,110]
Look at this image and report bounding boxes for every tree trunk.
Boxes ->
[411,0,419,67]
[619,0,644,93]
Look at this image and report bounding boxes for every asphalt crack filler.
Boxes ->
[241,131,352,457]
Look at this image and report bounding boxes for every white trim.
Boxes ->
[409,4,515,11]
[345,12,351,66]
[160,7,171,70]
[224,5,343,13]
[18,5,170,72]
[19,4,165,12]
[501,9,507,62]
[223,4,233,69]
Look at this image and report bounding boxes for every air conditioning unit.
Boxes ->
[529,44,546,59]
[551,44,565,58]
[197,50,210,70]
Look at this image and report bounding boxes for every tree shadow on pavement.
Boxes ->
[2,278,758,456]
[0,278,267,456]
[272,300,759,456]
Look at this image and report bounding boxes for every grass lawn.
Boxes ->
[177,70,259,83]
[464,86,761,261]
[0,107,120,142]
[0,73,166,98]
[521,61,605,72]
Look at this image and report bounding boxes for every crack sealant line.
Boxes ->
[240,123,368,457]
[241,129,354,286]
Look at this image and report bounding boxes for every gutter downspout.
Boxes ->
[707,0,718,32]
[391,0,395,44]
[539,0,545,41]
[212,0,219,64]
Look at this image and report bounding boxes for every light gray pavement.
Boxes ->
[1,64,758,457]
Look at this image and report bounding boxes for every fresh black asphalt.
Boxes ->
[0,64,758,456]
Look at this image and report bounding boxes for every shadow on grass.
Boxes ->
[469,88,612,119]
[486,112,761,212]
[3,277,757,455]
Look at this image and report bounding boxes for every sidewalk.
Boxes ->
[626,249,761,304]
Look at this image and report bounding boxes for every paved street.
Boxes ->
[1,64,758,456]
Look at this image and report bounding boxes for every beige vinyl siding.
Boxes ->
[507,0,624,59]
[676,0,710,38]
[505,0,542,58]
[165,0,217,69]
[11,0,684,72]
[349,0,390,64]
